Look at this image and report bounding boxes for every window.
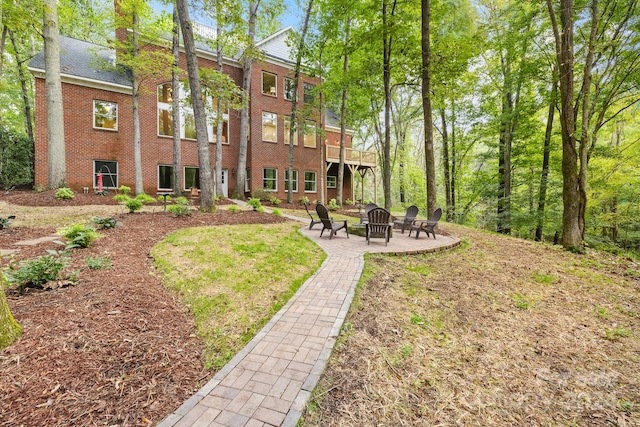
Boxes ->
[245,168,250,192]
[211,99,229,143]
[158,83,212,141]
[304,171,317,192]
[185,166,200,190]
[304,120,317,148]
[93,100,118,130]
[262,112,277,142]
[284,169,298,192]
[94,160,118,189]
[263,168,277,191]
[303,82,315,104]
[327,175,337,189]
[158,165,174,190]
[262,72,277,96]
[284,117,298,146]
[284,77,295,101]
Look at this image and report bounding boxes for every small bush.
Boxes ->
[328,198,340,210]
[157,194,172,203]
[269,196,281,206]
[299,196,310,205]
[345,199,354,205]
[118,185,131,195]
[124,198,143,213]
[85,256,112,270]
[227,204,240,213]
[272,208,283,217]
[247,197,262,210]
[55,187,74,200]
[112,194,129,203]
[251,188,270,202]
[167,198,191,217]
[7,252,68,289]
[0,215,16,230]
[91,216,118,229]
[257,206,265,213]
[58,224,102,249]
[135,193,156,204]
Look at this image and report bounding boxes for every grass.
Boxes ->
[151,222,325,369]
[301,222,640,426]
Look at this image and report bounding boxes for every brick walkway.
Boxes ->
[158,213,460,427]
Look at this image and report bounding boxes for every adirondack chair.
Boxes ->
[366,207,391,246]
[304,202,322,230]
[392,205,419,234]
[316,203,349,239]
[359,203,378,224]
[409,208,442,239]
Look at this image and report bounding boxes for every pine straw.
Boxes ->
[302,224,640,426]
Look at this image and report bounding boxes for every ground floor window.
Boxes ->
[327,175,337,188]
[158,165,173,190]
[263,168,277,191]
[94,160,118,188]
[304,171,317,192]
[185,166,200,190]
[285,169,298,192]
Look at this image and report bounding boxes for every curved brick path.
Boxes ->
[159,211,460,427]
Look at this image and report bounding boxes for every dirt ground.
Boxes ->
[0,190,290,426]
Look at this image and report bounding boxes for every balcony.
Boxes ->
[325,145,377,168]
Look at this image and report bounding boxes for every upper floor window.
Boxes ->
[303,120,316,148]
[262,112,277,142]
[157,82,212,141]
[262,72,277,96]
[284,117,298,146]
[94,100,118,130]
[284,77,295,101]
[303,82,315,104]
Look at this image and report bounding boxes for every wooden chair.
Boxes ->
[366,207,391,246]
[316,203,349,240]
[304,202,322,230]
[392,205,419,234]
[409,208,442,239]
[359,203,378,224]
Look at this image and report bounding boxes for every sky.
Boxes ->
[149,0,303,32]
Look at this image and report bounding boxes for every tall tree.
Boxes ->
[421,0,436,216]
[175,0,215,210]
[171,5,182,195]
[43,0,66,188]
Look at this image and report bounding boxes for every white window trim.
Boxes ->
[263,167,278,192]
[327,175,337,189]
[262,71,277,96]
[303,120,317,148]
[304,171,317,193]
[285,169,298,192]
[94,160,118,189]
[158,83,213,142]
[158,164,173,191]
[284,77,294,101]
[262,111,278,143]
[93,100,118,131]
[284,116,298,146]
[184,166,200,191]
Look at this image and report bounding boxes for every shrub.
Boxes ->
[272,208,283,217]
[167,198,191,217]
[299,196,310,205]
[251,188,270,202]
[328,198,340,210]
[55,187,74,200]
[247,197,262,210]
[269,196,281,206]
[227,204,240,213]
[91,216,117,229]
[112,194,129,203]
[157,194,172,203]
[345,199,354,205]
[58,224,102,249]
[85,256,112,270]
[257,206,265,213]
[0,129,33,189]
[118,185,131,195]
[7,252,68,289]
[135,193,156,204]
[124,198,143,213]
[0,216,16,230]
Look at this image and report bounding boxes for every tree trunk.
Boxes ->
[451,99,457,221]
[382,0,395,210]
[535,70,556,241]
[9,29,34,142]
[215,20,224,198]
[337,17,351,207]
[132,11,143,194]
[0,280,21,349]
[440,106,451,220]
[176,0,214,210]
[43,0,66,188]
[287,0,313,204]
[172,7,182,195]
[422,0,437,216]
[237,1,260,199]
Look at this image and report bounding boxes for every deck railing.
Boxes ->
[326,145,377,167]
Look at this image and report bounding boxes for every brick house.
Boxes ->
[28,24,376,202]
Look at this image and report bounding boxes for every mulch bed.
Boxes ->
[0,191,289,426]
